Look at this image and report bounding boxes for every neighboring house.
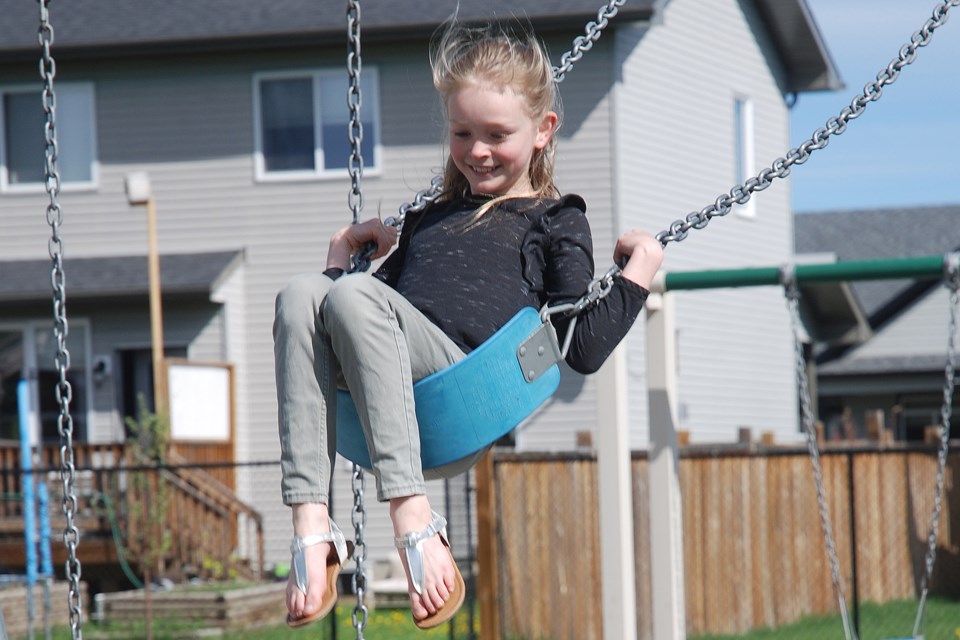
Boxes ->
[795,205,960,442]
[0,0,838,575]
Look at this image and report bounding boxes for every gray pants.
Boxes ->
[275,272,481,504]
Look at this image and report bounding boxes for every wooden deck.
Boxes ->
[0,441,263,582]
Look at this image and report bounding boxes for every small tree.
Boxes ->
[125,397,172,640]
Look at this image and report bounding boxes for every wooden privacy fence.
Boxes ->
[478,444,959,640]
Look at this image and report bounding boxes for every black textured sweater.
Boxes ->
[366,194,648,375]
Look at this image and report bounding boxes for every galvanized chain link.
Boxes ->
[349,175,444,274]
[347,0,363,227]
[345,4,370,637]
[656,0,960,247]
[349,464,369,637]
[781,267,857,640]
[554,0,626,83]
[38,1,83,638]
[911,253,959,637]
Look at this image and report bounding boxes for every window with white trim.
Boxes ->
[253,69,380,180]
[0,83,97,191]
[733,95,756,218]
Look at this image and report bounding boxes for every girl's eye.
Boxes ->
[452,131,470,139]
[491,132,508,141]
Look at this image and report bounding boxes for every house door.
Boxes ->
[0,330,24,441]
[0,324,89,445]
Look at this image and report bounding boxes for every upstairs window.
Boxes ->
[1,83,97,191]
[254,69,380,180]
[733,95,756,218]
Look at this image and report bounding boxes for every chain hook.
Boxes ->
[943,251,960,290]
[778,263,799,300]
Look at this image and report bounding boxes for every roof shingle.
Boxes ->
[0,0,657,57]
[0,251,243,302]
[794,205,960,316]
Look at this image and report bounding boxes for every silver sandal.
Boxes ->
[395,511,465,629]
[287,517,351,628]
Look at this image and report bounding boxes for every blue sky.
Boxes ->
[788,0,960,212]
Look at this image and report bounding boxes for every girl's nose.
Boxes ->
[468,140,491,159]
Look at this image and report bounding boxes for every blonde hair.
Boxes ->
[431,21,561,206]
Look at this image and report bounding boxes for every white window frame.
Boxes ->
[0,82,99,193]
[733,94,756,219]
[252,68,382,182]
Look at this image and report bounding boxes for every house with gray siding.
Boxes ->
[795,205,960,441]
[0,0,838,588]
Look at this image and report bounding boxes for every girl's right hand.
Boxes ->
[326,219,399,270]
[614,229,664,290]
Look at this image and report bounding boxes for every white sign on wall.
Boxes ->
[166,361,233,442]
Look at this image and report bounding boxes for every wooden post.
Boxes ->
[864,409,886,442]
[475,449,500,640]
[126,172,167,415]
[146,196,167,414]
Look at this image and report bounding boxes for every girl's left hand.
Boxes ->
[326,219,399,271]
[614,229,664,290]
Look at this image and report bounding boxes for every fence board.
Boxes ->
[496,457,603,640]
[492,445,958,638]
[631,457,653,640]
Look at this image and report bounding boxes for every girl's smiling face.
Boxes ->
[446,82,557,197]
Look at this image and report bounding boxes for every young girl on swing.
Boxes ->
[274,22,664,630]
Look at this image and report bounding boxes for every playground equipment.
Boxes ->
[647,253,959,640]
[0,381,55,640]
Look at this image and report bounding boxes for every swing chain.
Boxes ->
[38,1,84,638]
[350,464,369,637]
[554,0,626,83]
[569,263,622,315]
[347,0,364,227]
[655,0,960,247]
[392,175,445,229]
[781,267,858,640]
[912,254,959,636]
[349,175,444,274]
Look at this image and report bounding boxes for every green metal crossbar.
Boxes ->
[658,254,949,292]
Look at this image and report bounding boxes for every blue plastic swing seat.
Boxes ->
[335,306,561,470]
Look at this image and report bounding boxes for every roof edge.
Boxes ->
[753,0,843,93]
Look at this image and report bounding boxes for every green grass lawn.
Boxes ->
[691,598,960,640]
[45,605,474,640]
[38,597,960,640]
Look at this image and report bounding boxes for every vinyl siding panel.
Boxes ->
[842,287,957,361]
[615,0,798,446]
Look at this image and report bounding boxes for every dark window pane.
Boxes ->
[4,93,45,185]
[260,78,315,172]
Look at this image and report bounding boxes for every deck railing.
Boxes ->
[0,441,263,582]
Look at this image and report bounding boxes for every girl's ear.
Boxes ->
[534,111,559,149]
